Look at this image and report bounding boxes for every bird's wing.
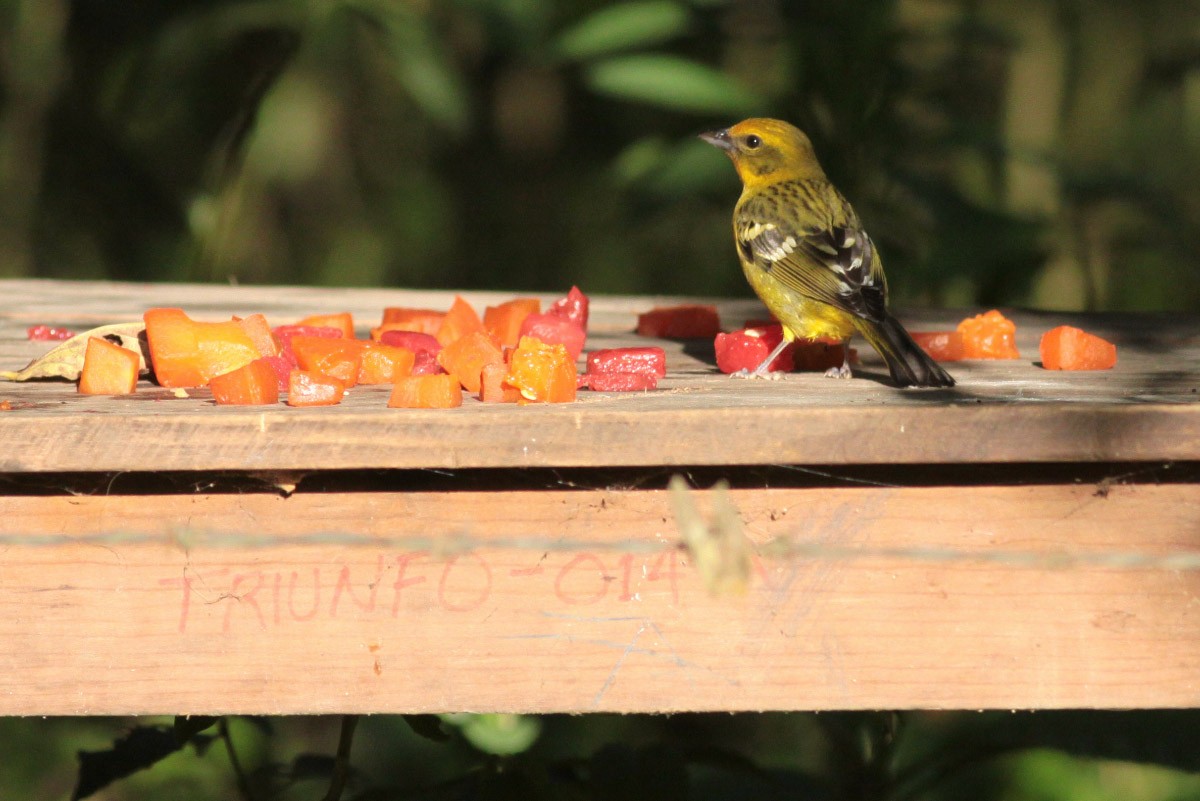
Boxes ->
[736,184,887,322]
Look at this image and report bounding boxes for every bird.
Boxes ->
[700,118,954,388]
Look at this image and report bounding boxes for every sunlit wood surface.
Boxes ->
[0,279,1196,715]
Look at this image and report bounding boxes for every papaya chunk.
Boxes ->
[958,310,1020,359]
[1040,325,1117,370]
[79,337,140,395]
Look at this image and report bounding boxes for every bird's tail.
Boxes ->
[856,314,955,388]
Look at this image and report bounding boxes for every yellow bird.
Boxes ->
[701,118,954,388]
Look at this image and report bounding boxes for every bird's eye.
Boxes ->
[744,135,762,149]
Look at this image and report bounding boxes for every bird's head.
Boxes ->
[700,118,826,186]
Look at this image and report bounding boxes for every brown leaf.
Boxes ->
[1,323,148,382]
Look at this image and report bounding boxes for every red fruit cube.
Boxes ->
[586,347,667,377]
[518,313,586,361]
[714,328,793,374]
[547,286,589,330]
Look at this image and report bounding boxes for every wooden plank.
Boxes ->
[1,482,1196,714]
[1,280,1198,472]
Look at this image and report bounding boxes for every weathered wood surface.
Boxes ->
[1,481,1196,715]
[0,279,1197,472]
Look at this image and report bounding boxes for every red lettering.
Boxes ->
[646,549,680,606]
[222,572,266,632]
[554,554,608,605]
[391,552,428,616]
[437,553,491,612]
[615,553,634,602]
[751,554,789,592]
[159,568,230,633]
[287,569,321,621]
[330,556,384,617]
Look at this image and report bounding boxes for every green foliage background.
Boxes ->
[2,0,1199,798]
[3,0,1200,310]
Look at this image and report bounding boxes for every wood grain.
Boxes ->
[1,482,1196,714]
[1,280,1198,472]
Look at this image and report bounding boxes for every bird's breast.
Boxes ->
[740,258,857,342]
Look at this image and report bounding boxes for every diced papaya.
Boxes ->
[435,296,485,347]
[636,304,722,339]
[586,347,667,377]
[358,342,416,384]
[379,308,445,336]
[1039,325,1117,371]
[547,286,589,330]
[958,310,1020,359]
[483,298,540,349]
[273,324,344,368]
[518,313,586,360]
[78,337,140,395]
[287,370,345,407]
[297,312,354,339]
[910,331,965,362]
[388,374,463,408]
[436,330,505,393]
[506,336,577,403]
[479,362,520,403]
[144,308,260,388]
[237,313,280,358]
[290,336,364,387]
[209,358,281,405]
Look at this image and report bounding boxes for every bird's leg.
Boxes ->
[730,336,792,380]
[823,342,853,379]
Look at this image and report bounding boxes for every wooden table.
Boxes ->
[0,279,1196,716]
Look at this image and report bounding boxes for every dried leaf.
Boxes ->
[1,323,148,382]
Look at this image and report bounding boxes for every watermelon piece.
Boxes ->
[582,372,659,392]
[547,286,589,330]
[411,350,446,375]
[518,313,586,361]
[714,327,793,374]
[379,329,442,356]
[791,339,855,372]
[636,304,721,339]
[586,347,667,377]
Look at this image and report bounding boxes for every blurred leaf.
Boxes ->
[345,0,470,134]
[894,710,1200,801]
[553,1,690,62]
[614,136,671,184]
[72,726,185,800]
[632,138,736,197]
[443,713,542,755]
[584,55,762,115]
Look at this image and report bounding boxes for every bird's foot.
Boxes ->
[823,363,853,379]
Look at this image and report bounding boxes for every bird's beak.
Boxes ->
[699,128,734,152]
